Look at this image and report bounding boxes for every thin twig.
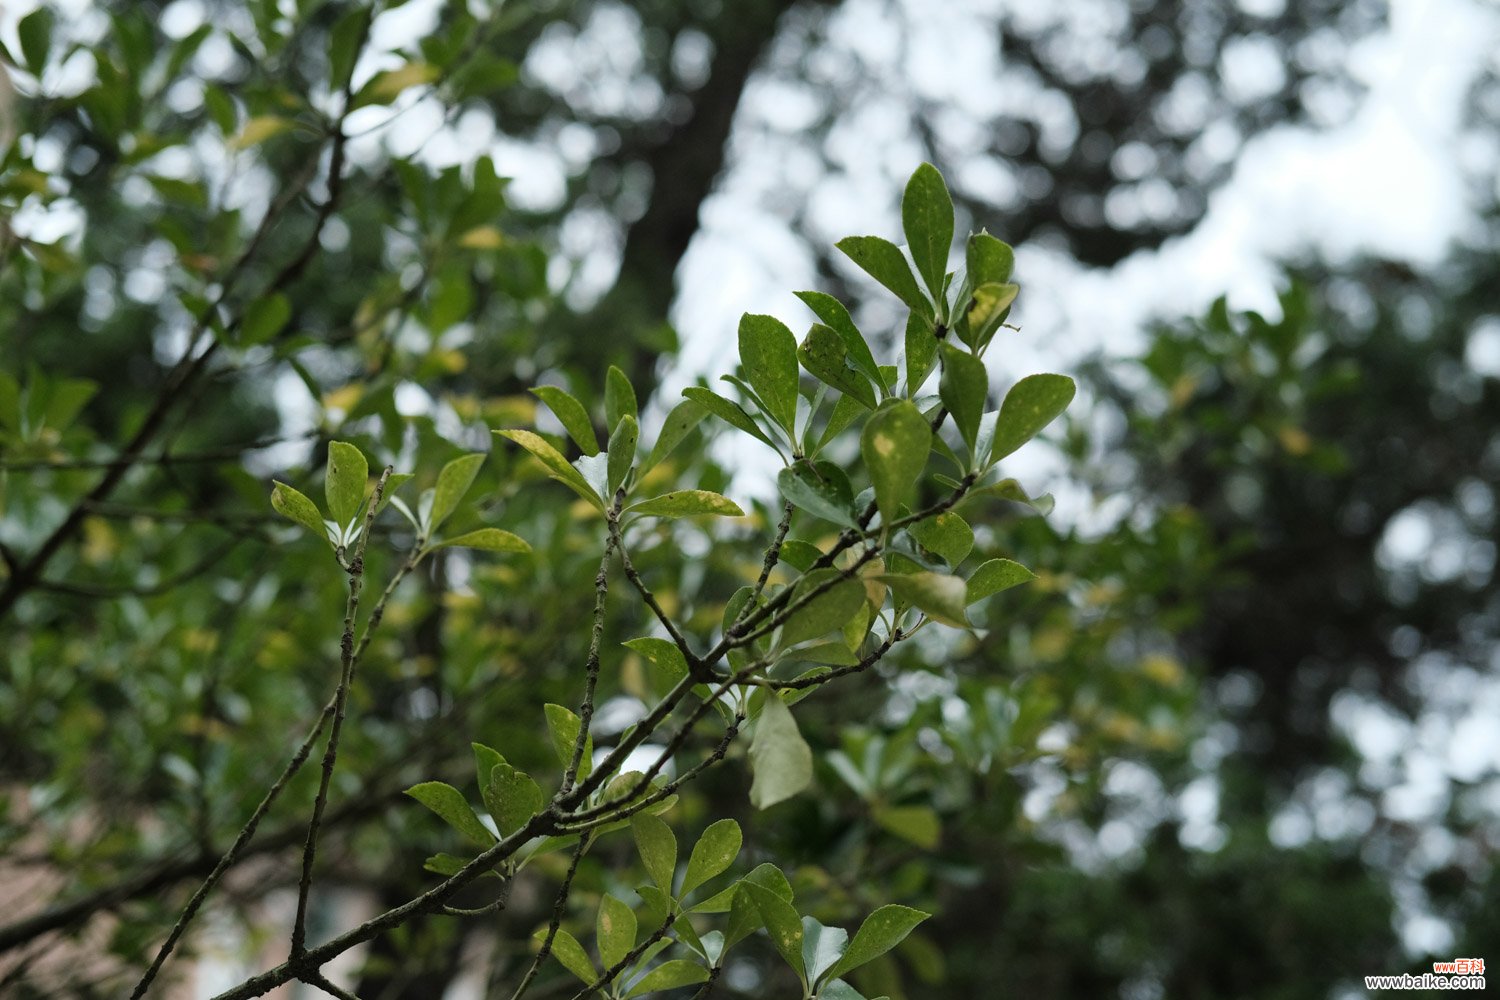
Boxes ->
[752,501,795,600]
[290,467,392,956]
[562,498,621,796]
[506,835,591,1000]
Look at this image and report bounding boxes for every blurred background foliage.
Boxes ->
[0,0,1497,997]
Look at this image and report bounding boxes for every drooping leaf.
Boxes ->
[777,461,858,529]
[496,430,604,511]
[938,344,988,454]
[270,482,325,538]
[597,894,638,970]
[793,291,881,386]
[434,528,530,553]
[878,571,970,627]
[825,905,931,983]
[681,819,742,898]
[799,325,876,409]
[991,374,1076,463]
[966,558,1036,603]
[404,781,496,845]
[624,960,710,997]
[749,695,813,809]
[632,814,678,892]
[428,452,485,533]
[836,236,931,317]
[902,163,954,300]
[738,314,801,434]
[779,569,866,647]
[605,365,638,430]
[860,401,932,526]
[531,385,600,456]
[607,415,638,495]
[325,441,368,528]
[627,490,744,519]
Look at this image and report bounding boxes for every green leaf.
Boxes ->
[605,365,638,430]
[966,558,1036,603]
[539,928,596,984]
[531,386,600,456]
[544,704,592,783]
[902,163,954,300]
[631,814,678,892]
[17,7,53,72]
[749,695,813,810]
[776,539,824,573]
[625,960,710,997]
[487,762,543,836]
[820,979,875,1000]
[681,818,742,898]
[404,781,496,845]
[641,399,706,475]
[860,401,932,527]
[907,511,974,566]
[904,313,939,395]
[473,743,505,805]
[424,853,468,877]
[627,490,744,519]
[375,472,413,515]
[738,314,801,434]
[428,452,485,533]
[991,374,1076,463]
[597,894,638,970]
[241,293,291,345]
[799,325,876,409]
[742,882,805,979]
[964,282,1019,350]
[938,345,987,454]
[872,804,941,849]
[825,905,931,983]
[623,637,690,687]
[777,461,858,529]
[434,528,530,553]
[877,571,969,627]
[779,569,866,647]
[836,236,931,317]
[351,60,439,109]
[966,231,1015,286]
[496,430,604,511]
[802,917,850,988]
[607,415,638,495]
[726,864,794,946]
[328,6,369,91]
[681,387,781,454]
[270,482,326,538]
[793,291,881,386]
[325,441,368,528]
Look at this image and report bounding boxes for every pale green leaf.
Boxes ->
[681,818,742,898]
[777,461,858,529]
[429,452,485,533]
[966,558,1036,603]
[531,386,600,456]
[641,399,706,475]
[539,928,596,984]
[902,163,954,300]
[938,344,987,454]
[907,511,974,566]
[605,365,638,429]
[682,387,781,454]
[270,481,325,538]
[404,781,496,845]
[860,401,932,526]
[325,441,368,528]
[877,571,969,627]
[749,695,813,810]
[836,236,931,317]
[627,490,744,519]
[544,703,592,783]
[793,291,881,386]
[798,325,876,409]
[779,569,866,647]
[607,415,638,495]
[597,894,638,970]
[496,429,604,511]
[738,314,800,434]
[991,373,1076,463]
[625,960,710,997]
[434,528,530,553]
[825,905,930,983]
[631,814,677,893]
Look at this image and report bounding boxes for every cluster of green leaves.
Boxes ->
[266,163,1077,998]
